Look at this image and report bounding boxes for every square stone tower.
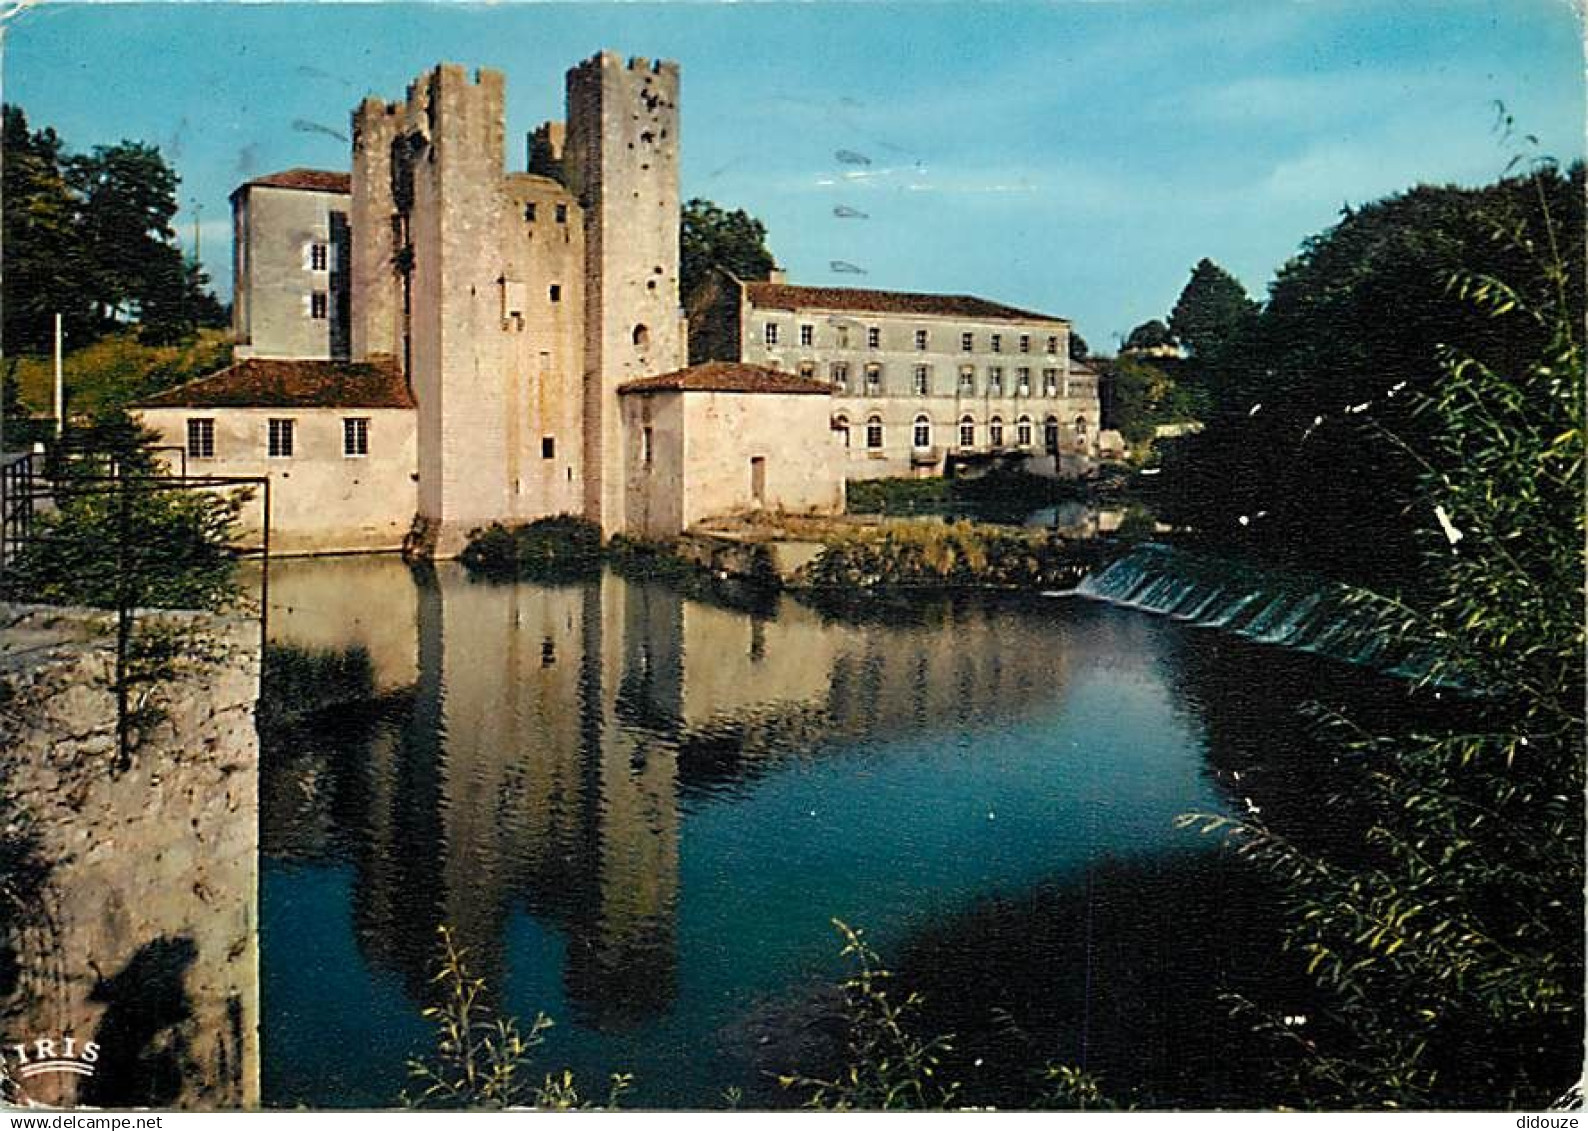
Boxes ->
[564,53,687,534]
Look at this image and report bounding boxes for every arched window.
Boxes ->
[833,414,851,449]
[1017,415,1033,447]
[1075,414,1088,435]
[1044,415,1060,454]
[866,415,884,450]
[989,416,1004,447]
[632,323,650,349]
[959,414,975,448]
[912,414,932,450]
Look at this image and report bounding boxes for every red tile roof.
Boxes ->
[135,357,414,410]
[618,361,833,396]
[242,168,352,195]
[745,281,1067,325]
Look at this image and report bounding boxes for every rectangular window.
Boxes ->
[268,418,295,459]
[310,291,328,320]
[1043,368,1059,396]
[1017,367,1031,395]
[524,202,537,222]
[989,366,1004,394]
[914,329,929,351]
[1047,335,1059,354]
[864,363,882,392]
[799,361,817,380]
[542,436,555,460]
[959,365,975,394]
[549,284,562,303]
[961,331,974,352]
[1019,334,1030,353]
[990,333,1002,354]
[831,362,850,390]
[554,203,568,223]
[343,417,370,457]
[836,325,850,350]
[800,324,814,347]
[764,322,780,346]
[310,242,329,271]
[913,365,930,395]
[186,418,214,459]
[641,426,654,466]
[867,326,881,350]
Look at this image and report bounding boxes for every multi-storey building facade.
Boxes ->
[230,170,352,361]
[690,274,1101,478]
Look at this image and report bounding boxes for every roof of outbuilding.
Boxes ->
[617,361,833,396]
[744,281,1068,325]
[238,168,352,195]
[135,357,414,410]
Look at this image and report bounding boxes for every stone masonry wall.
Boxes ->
[0,604,260,1110]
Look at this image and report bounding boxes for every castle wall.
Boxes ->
[619,390,686,541]
[349,99,404,365]
[680,392,845,529]
[138,406,417,554]
[565,54,687,535]
[498,175,586,521]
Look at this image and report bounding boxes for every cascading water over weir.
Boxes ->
[1075,543,1434,678]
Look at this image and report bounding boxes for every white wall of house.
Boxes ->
[138,406,417,554]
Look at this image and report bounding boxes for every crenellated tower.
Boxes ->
[564,53,686,534]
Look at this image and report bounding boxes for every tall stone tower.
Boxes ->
[564,53,686,534]
[351,65,512,555]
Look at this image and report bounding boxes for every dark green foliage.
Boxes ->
[1068,332,1090,361]
[845,470,1083,521]
[1,415,247,612]
[1149,161,1585,588]
[1179,161,1584,1108]
[680,197,775,300]
[1,104,224,355]
[1123,318,1175,352]
[1167,257,1259,363]
[1100,354,1199,443]
[459,515,604,582]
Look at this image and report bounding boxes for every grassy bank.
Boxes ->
[846,471,1086,523]
[9,328,232,422]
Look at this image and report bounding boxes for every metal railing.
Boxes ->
[0,445,271,769]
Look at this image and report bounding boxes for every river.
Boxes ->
[256,554,1404,1108]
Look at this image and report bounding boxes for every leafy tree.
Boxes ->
[1068,332,1090,361]
[1181,160,1584,1108]
[2,106,90,354]
[680,197,775,300]
[0,411,247,611]
[1168,257,1259,361]
[1102,355,1171,443]
[1123,319,1175,353]
[2,107,224,354]
[1149,162,1584,588]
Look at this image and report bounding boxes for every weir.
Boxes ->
[1076,543,1432,677]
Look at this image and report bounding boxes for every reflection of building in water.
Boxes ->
[263,564,1070,1028]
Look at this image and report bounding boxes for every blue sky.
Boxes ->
[4,0,1583,347]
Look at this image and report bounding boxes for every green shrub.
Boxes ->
[459,515,603,582]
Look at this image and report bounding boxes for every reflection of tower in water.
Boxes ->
[315,567,1077,1029]
[345,566,680,1030]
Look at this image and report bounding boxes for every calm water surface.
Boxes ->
[258,556,1375,1108]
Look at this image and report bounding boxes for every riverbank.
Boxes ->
[460,513,1116,594]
